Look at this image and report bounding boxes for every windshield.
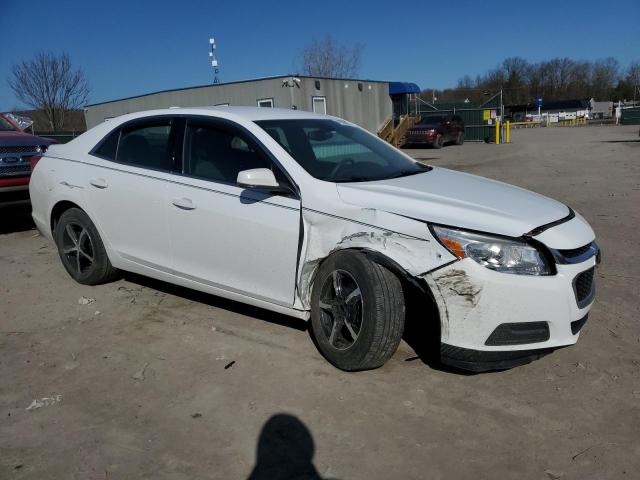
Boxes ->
[255,119,431,183]
[418,115,446,125]
[0,115,17,132]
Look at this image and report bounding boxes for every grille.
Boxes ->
[0,145,41,155]
[573,267,595,308]
[559,243,592,259]
[0,164,30,176]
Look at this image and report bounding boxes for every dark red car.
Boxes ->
[0,113,54,204]
[404,114,465,148]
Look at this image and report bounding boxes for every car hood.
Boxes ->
[0,131,54,147]
[336,167,570,237]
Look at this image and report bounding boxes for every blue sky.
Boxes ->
[1,0,639,110]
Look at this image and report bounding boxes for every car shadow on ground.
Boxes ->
[247,414,340,480]
[401,281,477,376]
[123,272,475,375]
[0,203,35,235]
[122,272,308,332]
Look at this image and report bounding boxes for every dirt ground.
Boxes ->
[1,125,639,480]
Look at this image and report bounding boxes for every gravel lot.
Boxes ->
[1,125,639,479]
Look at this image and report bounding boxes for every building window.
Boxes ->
[312,96,327,115]
[257,98,274,108]
[315,80,321,90]
[358,82,363,92]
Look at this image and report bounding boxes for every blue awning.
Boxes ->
[388,82,421,95]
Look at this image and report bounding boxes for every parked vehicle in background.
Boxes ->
[0,113,55,204]
[404,114,465,148]
[30,107,598,373]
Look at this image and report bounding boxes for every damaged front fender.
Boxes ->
[295,207,454,309]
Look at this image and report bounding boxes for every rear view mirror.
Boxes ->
[307,129,334,142]
[237,168,280,189]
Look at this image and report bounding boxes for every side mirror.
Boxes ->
[237,168,280,189]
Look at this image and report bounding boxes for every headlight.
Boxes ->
[431,225,552,275]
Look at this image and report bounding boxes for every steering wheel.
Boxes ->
[328,158,355,179]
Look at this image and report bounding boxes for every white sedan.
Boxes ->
[29,107,599,372]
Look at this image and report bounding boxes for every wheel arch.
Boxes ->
[50,200,84,235]
[309,246,439,307]
[307,246,443,363]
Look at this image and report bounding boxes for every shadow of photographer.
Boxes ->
[248,414,340,480]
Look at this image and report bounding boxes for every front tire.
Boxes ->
[310,251,405,371]
[433,134,444,149]
[455,132,465,145]
[54,208,118,285]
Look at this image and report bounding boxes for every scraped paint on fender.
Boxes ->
[295,207,455,309]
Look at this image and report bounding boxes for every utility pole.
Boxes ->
[209,36,220,84]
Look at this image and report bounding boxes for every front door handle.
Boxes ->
[172,197,196,210]
[89,178,108,189]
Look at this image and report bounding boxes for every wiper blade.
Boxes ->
[330,176,372,183]
[387,168,430,179]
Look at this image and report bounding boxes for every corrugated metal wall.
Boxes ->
[84,77,392,133]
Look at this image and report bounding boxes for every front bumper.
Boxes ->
[423,247,597,369]
[405,135,436,145]
[439,342,565,372]
[0,177,30,205]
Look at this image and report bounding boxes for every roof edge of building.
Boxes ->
[85,74,393,108]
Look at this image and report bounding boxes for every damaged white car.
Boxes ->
[30,107,599,372]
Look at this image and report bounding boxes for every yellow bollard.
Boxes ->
[495,120,500,144]
[506,121,510,143]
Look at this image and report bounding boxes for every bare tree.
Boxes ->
[8,52,89,131]
[298,35,363,78]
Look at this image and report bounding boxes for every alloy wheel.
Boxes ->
[61,222,94,276]
[319,270,363,350]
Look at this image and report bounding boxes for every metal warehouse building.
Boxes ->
[84,75,420,134]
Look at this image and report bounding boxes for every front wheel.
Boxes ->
[433,134,444,149]
[54,208,118,285]
[455,132,465,145]
[310,251,405,371]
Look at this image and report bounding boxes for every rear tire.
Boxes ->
[54,208,118,285]
[455,132,465,145]
[310,251,405,371]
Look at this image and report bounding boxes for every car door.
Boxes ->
[166,117,301,307]
[87,117,177,270]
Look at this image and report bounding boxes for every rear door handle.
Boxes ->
[89,178,108,189]
[172,197,196,210]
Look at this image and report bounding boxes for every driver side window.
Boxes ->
[183,121,272,185]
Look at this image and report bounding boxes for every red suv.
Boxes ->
[404,114,465,148]
[0,113,54,204]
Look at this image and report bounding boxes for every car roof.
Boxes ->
[63,106,342,153]
[116,106,329,123]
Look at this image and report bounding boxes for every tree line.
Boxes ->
[423,57,640,105]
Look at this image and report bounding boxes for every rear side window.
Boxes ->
[94,129,119,160]
[118,122,173,170]
[183,121,272,184]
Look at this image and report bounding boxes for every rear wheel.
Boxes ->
[310,251,405,371]
[455,132,465,145]
[54,208,118,285]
